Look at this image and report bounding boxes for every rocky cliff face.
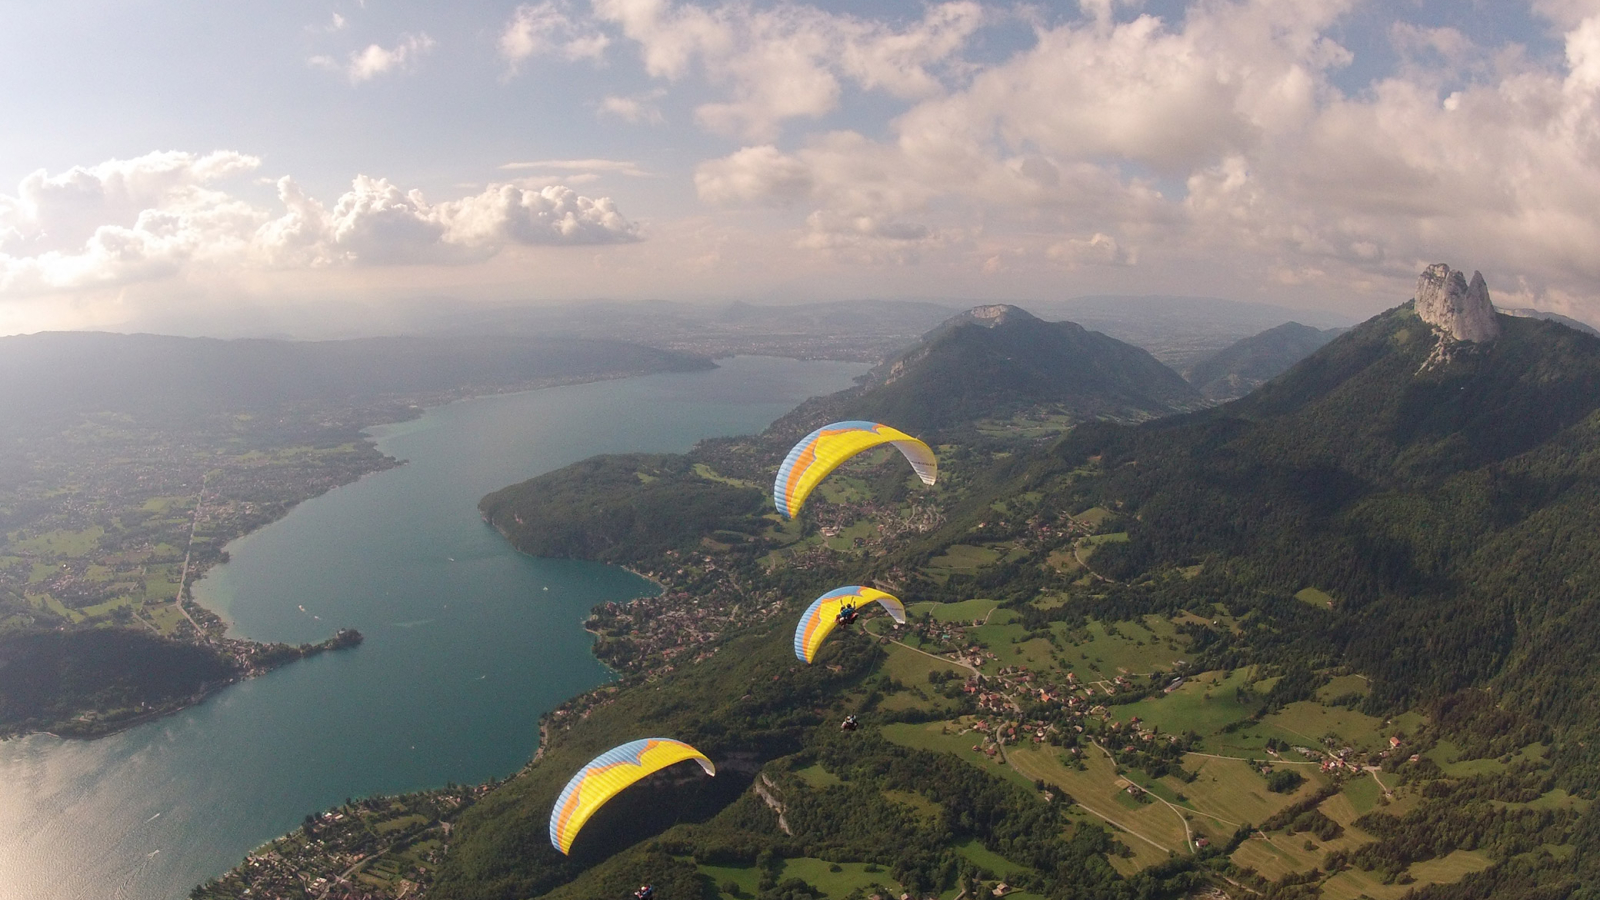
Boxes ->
[953,303,1040,327]
[1415,263,1501,342]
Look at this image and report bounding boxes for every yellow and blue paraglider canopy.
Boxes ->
[549,738,715,854]
[773,421,936,519]
[794,585,907,664]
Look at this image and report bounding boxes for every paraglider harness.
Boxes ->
[841,714,859,732]
[634,886,655,900]
[835,603,859,626]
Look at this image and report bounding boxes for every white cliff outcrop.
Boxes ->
[1415,263,1501,343]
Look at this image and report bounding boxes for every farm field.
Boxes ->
[1261,701,1389,754]
[926,544,1005,574]
[969,621,1056,671]
[953,838,1030,880]
[1085,532,1129,545]
[1,422,397,642]
[880,641,971,685]
[1002,745,1185,873]
[1071,506,1114,527]
[975,410,1075,440]
[701,858,905,900]
[792,763,841,789]
[881,721,1036,790]
[823,519,878,551]
[1294,587,1336,609]
[1053,617,1187,682]
[850,581,1531,897]
[1108,668,1257,739]
[1164,755,1319,829]
[906,598,999,623]
[1313,849,1493,900]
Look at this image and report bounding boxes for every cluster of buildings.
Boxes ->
[192,786,491,900]
[584,556,788,678]
[2,422,392,637]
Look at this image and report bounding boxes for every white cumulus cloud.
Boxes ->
[592,0,984,140]
[682,0,1600,314]
[0,152,643,298]
[499,2,611,71]
[312,32,436,83]
[310,179,640,265]
[599,90,667,124]
[694,145,812,204]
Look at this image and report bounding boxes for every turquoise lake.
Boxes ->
[0,356,866,900]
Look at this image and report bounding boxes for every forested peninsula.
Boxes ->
[203,283,1600,900]
[0,627,362,739]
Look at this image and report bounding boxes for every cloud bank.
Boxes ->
[0,151,642,296]
[508,0,985,140]
[667,0,1600,314]
[12,0,1600,328]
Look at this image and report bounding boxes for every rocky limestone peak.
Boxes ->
[957,304,1041,327]
[1414,263,1501,343]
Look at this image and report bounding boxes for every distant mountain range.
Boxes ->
[813,304,1201,434]
[1182,321,1345,401]
[133,292,1359,371]
[1028,294,1353,368]
[0,332,712,431]
[1499,306,1600,336]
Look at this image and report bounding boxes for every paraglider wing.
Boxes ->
[548,738,715,854]
[793,585,907,663]
[773,421,936,519]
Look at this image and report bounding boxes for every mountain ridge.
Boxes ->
[1182,321,1343,401]
[767,303,1201,439]
[0,331,713,432]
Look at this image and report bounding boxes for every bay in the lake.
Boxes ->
[0,356,865,900]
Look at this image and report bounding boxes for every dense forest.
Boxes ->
[479,454,767,564]
[0,629,232,736]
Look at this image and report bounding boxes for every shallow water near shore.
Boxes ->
[0,356,865,900]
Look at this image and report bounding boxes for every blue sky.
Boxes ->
[2,0,1597,335]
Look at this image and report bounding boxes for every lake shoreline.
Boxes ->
[2,368,691,746]
[3,355,871,900]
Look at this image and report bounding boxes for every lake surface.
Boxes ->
[0,356,865,900]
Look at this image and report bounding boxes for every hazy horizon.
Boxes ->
[0,292,1356,343]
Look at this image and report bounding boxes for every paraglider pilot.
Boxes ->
[794,586,905,665]
[841,715,859,732]
[634,885,655,900]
